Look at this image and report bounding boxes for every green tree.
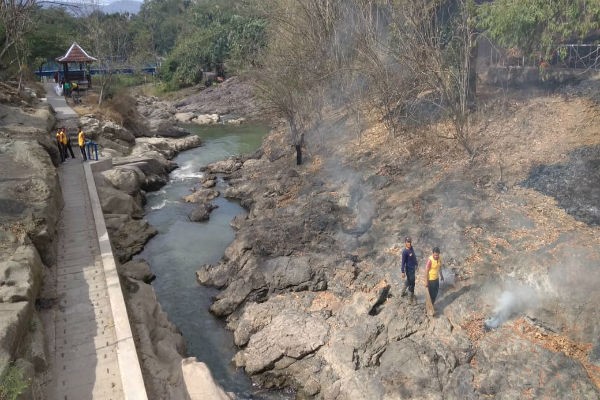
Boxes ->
[137,0,188,57]
[478,0,600,56]
[160,0,266,89]
[26,7,83,72]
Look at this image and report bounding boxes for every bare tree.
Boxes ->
[0,0,37,87]
[254,0,340,165]
[85,2,133,104]
[391,0,477,154]
[256,0,479,157]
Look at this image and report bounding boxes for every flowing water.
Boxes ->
[135,124,292,399]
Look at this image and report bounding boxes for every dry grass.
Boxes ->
[66,89,147,135]
[461,312,487,343]
[309,291,342,312]
[510,318,600,390]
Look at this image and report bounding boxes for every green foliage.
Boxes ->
[15,1,264,91]
[227,15,267,69]
[137,0,188,56]
[160,34,208,89]
[0,364,28,400]
[26,7,84,69]
[478,0,600,55]
[159,1,266,89]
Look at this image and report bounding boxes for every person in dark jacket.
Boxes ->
[63,127,76,159]
[401,236,418,304]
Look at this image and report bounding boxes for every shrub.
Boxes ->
[0,364,28,400]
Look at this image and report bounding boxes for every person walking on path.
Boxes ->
[401,236,418,304]
[63,81,71,98]
[424,247,445,309]
[63,127,76,159]
[78,127,87,161]
[56,128,66,162]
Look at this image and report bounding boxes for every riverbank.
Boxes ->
[88,77,269,399]
[2,74,598,399]
[0,80,236,399]
[196,77,600,398]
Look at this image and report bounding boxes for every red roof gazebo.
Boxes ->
[56,42,97,87]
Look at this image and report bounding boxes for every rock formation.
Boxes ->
[196,92,600,400]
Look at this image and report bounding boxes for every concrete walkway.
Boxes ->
[50,160,125,400]
[43,85,147,400]
[44,82,79,122]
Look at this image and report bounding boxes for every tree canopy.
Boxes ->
[477,0,600,56]
[2,0,599,150]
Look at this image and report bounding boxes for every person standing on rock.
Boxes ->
[78,127,87,161]
[401,236,418,304]
[63,127,76,159]
[424,247,444,309]
[55,128,65,163]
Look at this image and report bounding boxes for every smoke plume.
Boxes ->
[484,284,540,329]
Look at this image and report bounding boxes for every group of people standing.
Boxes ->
[400,236,445,315]
[55,127,87,163]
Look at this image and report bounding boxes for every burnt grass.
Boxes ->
[522,144,600,226]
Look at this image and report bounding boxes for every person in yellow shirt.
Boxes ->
[78,127,87,161]
[56,128,65,162]
[424,247,445,307]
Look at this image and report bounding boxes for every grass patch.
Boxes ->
[0,364,28,400]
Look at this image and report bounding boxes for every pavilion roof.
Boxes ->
[56,42,97,63]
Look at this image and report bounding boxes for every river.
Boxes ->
[135,124,292,399]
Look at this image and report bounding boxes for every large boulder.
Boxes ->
[183,189,219,204]
[104,214,157,262]
[189,203,218,222]
[79,115,136,155]
[101,167,142,196]
[97,185,143,219]
[234,311,329,374]
[0,245,44,373]
[181,358,233,400]
[120,260,189,400]
[191,114,220,125]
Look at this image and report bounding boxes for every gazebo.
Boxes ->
[56,42,97,88]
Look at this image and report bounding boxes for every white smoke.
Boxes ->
[484,284,540,329]
[440,267,455,288]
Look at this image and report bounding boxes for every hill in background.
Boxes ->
[101,0,141,14]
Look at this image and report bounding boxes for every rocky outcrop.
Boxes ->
[120,259,190,400]
[136,96,190,137]
[172,76,264,120]
[97,135,202,262]
[0,95,62,396]
[196,113,600,399]
[79,115,136,156]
